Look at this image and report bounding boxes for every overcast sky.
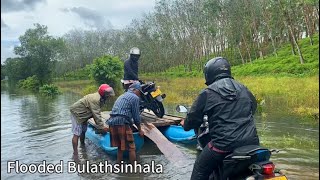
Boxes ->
[1,0,157,64]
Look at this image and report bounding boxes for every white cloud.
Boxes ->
[1,0,157,63]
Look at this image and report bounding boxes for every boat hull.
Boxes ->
[85,125,144,156]
[159,125,197,144]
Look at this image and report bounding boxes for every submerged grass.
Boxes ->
[53,79,96,96]
[141,75,319,121]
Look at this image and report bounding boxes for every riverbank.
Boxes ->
[53,75,319,123]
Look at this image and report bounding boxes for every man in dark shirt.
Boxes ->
[107,82,144,164]
[122,47,140,90]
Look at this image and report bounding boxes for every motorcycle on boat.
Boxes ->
[176,105,288,180]
[121,79,166,118]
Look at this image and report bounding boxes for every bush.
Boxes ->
[39,84,61,96]
[90,55,123,87]
[63,65,91,80]
[18,75,40,91]
[81,85,98,96]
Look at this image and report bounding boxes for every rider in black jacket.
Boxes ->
[123,47,140,90]
[182,57,260,180]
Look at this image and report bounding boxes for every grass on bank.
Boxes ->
[141,75,319,121]
[145,34,319,78]
[53,80,96,96]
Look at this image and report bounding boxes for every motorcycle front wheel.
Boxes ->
[152,100,165,118]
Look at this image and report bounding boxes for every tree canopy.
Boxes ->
[7,23,65,85]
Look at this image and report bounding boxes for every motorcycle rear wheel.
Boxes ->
[152,100,165,118]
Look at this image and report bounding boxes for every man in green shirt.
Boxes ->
[70,84,115,156]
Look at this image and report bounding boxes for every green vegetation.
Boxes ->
[35,0,317,75]
[156,77,318,123]
[139,35,319,123]
[3,57,33,82]
[12,23,65,85]
[3,24,65,96]
[232,34,319,76]
[146,34,319,78]
[259,131,318,150]
[1,64,6,80]
[17,75,62,97]
[39,84,61,96]
[90,55,123,88]
[55,55,126,96]
[17,75,40,91]
[53,80,94,95]
[57,65,92,81]
[142,76,318,117]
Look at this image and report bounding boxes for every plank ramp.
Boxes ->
[88,111,187,165]
[139,120,187,165]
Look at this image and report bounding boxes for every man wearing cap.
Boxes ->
[107,82,144,164]
[70,84,115,157]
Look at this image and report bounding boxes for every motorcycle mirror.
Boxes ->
[176,105,188,113]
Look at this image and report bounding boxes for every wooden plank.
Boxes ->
[139,121,187,166]
[100,111,184,127]
[140,110,184,127]
[142,109,184,120]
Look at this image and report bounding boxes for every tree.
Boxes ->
[90,55,123,87]
[1,64,6,80]
[4,57,32,81]
[14,23,65,85]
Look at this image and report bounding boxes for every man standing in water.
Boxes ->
[107,82,144,164]
[70,84,115,156]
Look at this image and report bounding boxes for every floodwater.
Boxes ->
[1,82,319,179]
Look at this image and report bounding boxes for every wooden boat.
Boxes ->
[158,125,197,144]
[85,120,144,156]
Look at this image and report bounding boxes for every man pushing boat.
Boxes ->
[70,84,115,157]
[107,82,145,164]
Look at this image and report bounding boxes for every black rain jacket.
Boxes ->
[183,77,260,152]
[123,57,139,80]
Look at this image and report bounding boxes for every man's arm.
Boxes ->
[183,90,207,131]
[247,89,257,115]
[131,96,144,136]
[131,96,141,127]
[88,99,105,129]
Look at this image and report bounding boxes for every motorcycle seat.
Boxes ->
[224,145,271,162]
[232,145,267,156]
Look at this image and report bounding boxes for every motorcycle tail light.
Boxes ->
[262,163,275,175]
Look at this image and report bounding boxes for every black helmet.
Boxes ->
[204,57,232,85]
